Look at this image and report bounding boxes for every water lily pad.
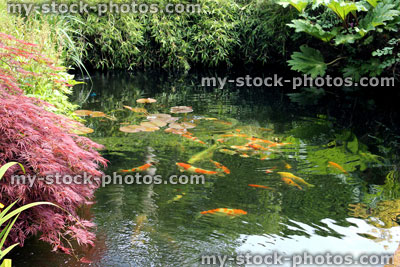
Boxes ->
[147,113,171,120]
[90,111,107,118]
[70,125,94,135]
[170,106,193,114]
[169,123,186,130]
[124,106,148,113]
[165,128,186,135]
[120,125,144,133]
[180,122,196,129]
[140,121,159,128]
[146,119,167,127]
[73,110,93,116]
[137,98,157,104]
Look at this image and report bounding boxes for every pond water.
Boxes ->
[11,71,400,266]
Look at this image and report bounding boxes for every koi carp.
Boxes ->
[210,160,230,174]
[176,163,217,175]
[248,184,273,190]
[282,177,303,190]
[328,161,348,174]
[200,208,247,216]
[120,163,152,173]
[277,172,315,187]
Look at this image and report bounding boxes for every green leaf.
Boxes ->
[334,33,362,45]
[0,163,24,181]
[323,0,367,21]
[288,45,327,78]
[276,0,310,12]
[288,19,339,42]
[367,0,380,8]
[359,1,400,34]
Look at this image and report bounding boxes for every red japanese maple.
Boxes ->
[0,32,107,252]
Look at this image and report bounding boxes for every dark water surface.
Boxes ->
[11,71,400,266]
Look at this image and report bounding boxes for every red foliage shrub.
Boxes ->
[0,32,107,252]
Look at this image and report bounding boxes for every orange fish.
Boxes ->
[282,177,302,190]
[328,161,348,174]
[221,134,248,138]
[248,184,273,190]
[200,208,247,216]
[121,163,152,173]
[176,163,217,175]
[182,134,206,144]
[235,129,241,132]
[247,143,268,151]
[240,153,250,158]
[284,162,292,169]
[246,137,274,144]
[265,167,277,173]
[210,160,230,174]
[216,138,225,143]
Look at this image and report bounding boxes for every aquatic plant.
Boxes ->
[0,33,107,252]
[0,163,58,266]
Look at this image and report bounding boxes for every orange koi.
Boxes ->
[248,184,273,190]
[246,137,274,144]
[328,161,348,174]
[176,163,217,175]
[282,177,303,190]
[265,167,277,173]
[210,160,230,174]
[278,172,314,187]
[247,143,268,151]
[221,134,248,138]
[121,163,152,173]
[200,208,247,216]
[182,134,206,144]
[284,162,292,169]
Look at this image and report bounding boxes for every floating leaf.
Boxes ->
[136,98,156,104]
[72,110,92,116]
[119,125,144,133]
[170,106,193,114]
[69,125,94,135]
[180,122,196,129]
[145,119,167,127]
[124,106,148,113]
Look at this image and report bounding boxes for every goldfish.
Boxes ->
[268,142,292,148]
[248,184,273,190]
[247,143,268,151]
[216,138,225,143]
[210,160,230,174]
[284,161,292,169]
[277,172,315,187]
[120,163,152,173]
[328,161,348,174]
[182,134,206,144]
[282,177,303,190]
[235,129,241,132]
[246,137,274,144]
[240,153,250,158]
[188,144,218,164]
[265,167,277,174]
[167,193,186,203]
[221,134,248,138]
[230,145,252,151]
[176,163,217,175]
[200,208,247,216]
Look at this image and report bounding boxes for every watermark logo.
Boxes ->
[11,172,205,187]
[7,1,202,16]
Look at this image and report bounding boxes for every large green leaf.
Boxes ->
[358,1,400,36]
[276,0,310,12]
[323,0,366,21]
[288,19,339,42]
[288,45,327,78]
